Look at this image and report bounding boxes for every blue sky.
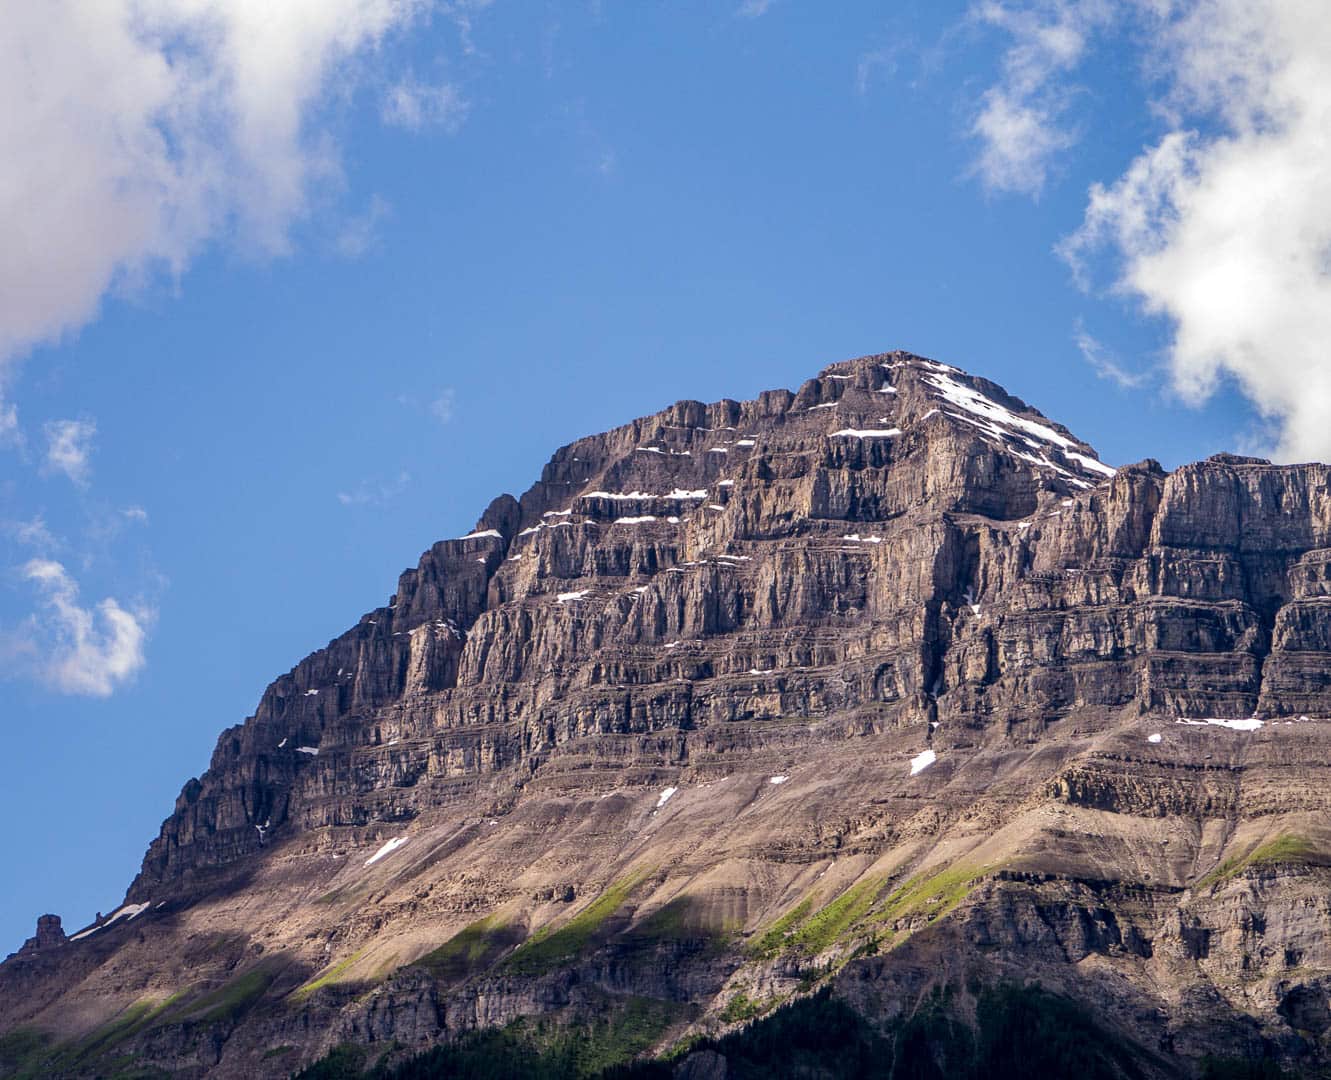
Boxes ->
[1,0,1321,952]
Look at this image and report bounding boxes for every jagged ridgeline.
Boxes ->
[4,352,1331,1079]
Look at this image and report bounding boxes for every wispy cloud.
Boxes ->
[8,515,59,552]
[19,558,151,697]
[0,397,19,448]
[337,470,412,507]
[336,194,393,258]
[736,0,775,17]
[1073,319,1148,389]
[856,47,901,96]
[122,506,149,524]
[381,76,469,132]
[969,0,1115,196]
[43,419,95,486]
[430,389,457,424]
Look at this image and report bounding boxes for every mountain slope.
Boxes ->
[5,352,1331,1078]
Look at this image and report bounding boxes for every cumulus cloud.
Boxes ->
[0,0,434,379]
[43,419,96,486]
[21,559,151,697]
[969,0,1115,196]
[1060,1,1331,462]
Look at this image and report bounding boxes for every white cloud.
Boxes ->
[1061,1,1331,463]
[737,0,774,17]
[0,0,434,380]
[122,506,150,523]
[381,77,469,132]
[21,559,151,697]
[1073,319,1148,389]
[43,419,96,486]
[969,0,1115,195]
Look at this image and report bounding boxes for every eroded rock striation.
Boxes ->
[5,352,1331,1078]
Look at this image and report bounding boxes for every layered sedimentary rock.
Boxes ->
[6,352,1331,1078]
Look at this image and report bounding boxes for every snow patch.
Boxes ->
[736,439,756,447]
[69,902,152,942]
[831,428,902,438]
[1147,733,1163,744]
[769,775,789,785]
[460,529,503,540]
[615,515,658,525]
[556,590,588,603]
[364,836,409,867]
[1176,717,1265,731]
[304,689,318,696]
[297,746,319,755]
[909,748,937,776]
[843,534,884,544]
[656,786,678,809]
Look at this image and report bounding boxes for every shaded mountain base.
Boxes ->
[294,984,1304,1080]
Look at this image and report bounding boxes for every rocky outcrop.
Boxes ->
[10,917,64,958]
[6,352,1331,1078]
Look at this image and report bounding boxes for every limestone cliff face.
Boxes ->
[7,352,1331,1078]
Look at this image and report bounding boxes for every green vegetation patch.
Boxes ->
[1197,835,1321,890]
[179,966,276,1023]
[290,949,366,1003]
[786,876,887,955]
[749,896,815,958]
[503,872,645,977]
[0,992,187,1079]
[415,915,524,982]
[0,1028,54,1079]
[751,865,989,961]
[879,863,988,927]
[718,991,782,1025]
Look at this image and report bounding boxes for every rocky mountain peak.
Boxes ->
[8,352,1331,1080]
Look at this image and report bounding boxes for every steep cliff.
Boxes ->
[5,352,1331,1078]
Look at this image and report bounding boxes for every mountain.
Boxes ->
[4,351,1331,1079]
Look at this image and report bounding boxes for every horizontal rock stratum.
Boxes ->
[5,352,1331,1078]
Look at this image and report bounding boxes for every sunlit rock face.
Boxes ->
[7,352,1331,1078]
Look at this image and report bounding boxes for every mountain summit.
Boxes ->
[5,352,1331,1078]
